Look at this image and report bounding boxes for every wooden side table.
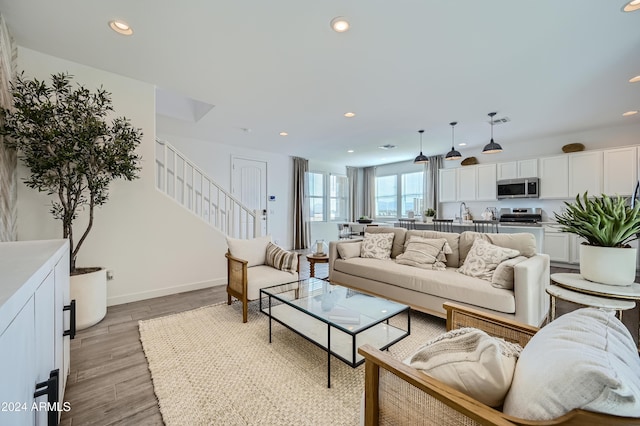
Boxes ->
[306,253,329,278]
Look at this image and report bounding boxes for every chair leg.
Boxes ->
[227,292,232,305]
[242,300,248,323]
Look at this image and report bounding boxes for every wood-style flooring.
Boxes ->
[60,259,639,425]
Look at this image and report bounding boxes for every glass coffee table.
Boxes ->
[259,278,410,388]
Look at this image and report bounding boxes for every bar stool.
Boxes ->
[398,218,416,230]
[473,220,499,233]
[433,219,453,232]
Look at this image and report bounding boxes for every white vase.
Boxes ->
[70,268,107,330]
[425,216,434,224]
[580,245,637,286]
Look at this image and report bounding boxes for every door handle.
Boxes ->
[34,369,59,426]
[63,300,76,340]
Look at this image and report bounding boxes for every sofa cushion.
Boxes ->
[459,232,536,266]
[265,242,297,273]
[503,308,640,420]
[361,232,395,260]
[365,226,406,258]
[337,241,362,259]
[395,237,450,270]
[226,235,272,267]
[458,239,520,281]
[491,256,528,289]
[246,266,298,300]
[405,230,460,267]
[333,258,516,313]
[406,328,522,407]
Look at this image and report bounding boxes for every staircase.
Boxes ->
[155,139,260,239]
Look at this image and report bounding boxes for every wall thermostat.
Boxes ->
[269,195,276,201]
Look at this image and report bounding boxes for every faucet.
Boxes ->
[459,202,467,223]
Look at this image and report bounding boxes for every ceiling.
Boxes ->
[0,1,639,167]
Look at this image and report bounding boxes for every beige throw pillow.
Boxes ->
[360,232,394,260]
[337,242,362,259]
[406,327,523,407]
[265,242,297,272]
[395,237,451,270]
[491,256,528,289]
[457,239,520,281]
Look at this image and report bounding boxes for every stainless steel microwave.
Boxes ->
[496,178,539,199]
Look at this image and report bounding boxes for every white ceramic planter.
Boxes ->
[425,216,434,224]
[70,268,107,330]
[580,245,637,286]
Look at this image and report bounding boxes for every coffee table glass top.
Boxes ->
[260,277,408,333]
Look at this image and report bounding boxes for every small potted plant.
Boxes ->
[358,215,373,224]
[424,208,436,223]
[554,192,640,286]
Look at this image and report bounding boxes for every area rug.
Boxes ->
[139,300,445,426]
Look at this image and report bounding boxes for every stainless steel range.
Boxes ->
[498,208,542,226]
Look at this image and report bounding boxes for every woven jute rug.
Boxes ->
[139,299,445,426]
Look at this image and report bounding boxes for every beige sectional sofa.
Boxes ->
[329,227,550,326]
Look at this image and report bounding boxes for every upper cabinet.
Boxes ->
[439,168,457,202]
[603,146,637,196]
[496,159,538,180]
[476,164,497,201]
[568,151,603,197]
[456,166,477,201]
[539,155,569,199]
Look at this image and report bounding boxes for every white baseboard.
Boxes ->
[107,278,227,306]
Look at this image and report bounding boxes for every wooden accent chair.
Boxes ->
[226,237,301,323]
[359,302,639,426]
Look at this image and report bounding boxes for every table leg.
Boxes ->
[550,294,556,322]
[310,260,316,278]
[327,323,331,388]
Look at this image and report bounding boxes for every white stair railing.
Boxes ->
[155,139,261,239]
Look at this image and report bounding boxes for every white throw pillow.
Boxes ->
[457,239,520,281]
[265,242,297,273]
[395,237,451,270]
[226,235,272,267]
[491,256,528,289]
[406,328,522,407]
[503,308,640,420]
[360,232,394,260]
[337,242,362,259]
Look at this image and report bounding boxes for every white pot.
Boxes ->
[580,245,637,286]
[70,268,107,330]
[425,216,434,223]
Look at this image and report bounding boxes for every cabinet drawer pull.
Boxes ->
[63,299,76,340]
[34,369,59,426]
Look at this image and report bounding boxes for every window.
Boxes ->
[375,171,424,218]
[307,172,348,222]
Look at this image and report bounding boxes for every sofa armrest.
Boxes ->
[513,253,550,327]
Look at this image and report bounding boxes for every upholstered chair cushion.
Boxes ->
[226,235,272,267]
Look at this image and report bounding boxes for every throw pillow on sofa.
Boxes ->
[406,327,522,407]
[457,239,520,281]
[395,237,451,270]
[360,232,395,260]
[265,242,297,273]
[337,241,362,259]
[503,308,640,420]
[491,256,528,289]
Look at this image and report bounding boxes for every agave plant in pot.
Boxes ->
[554,192,640,286]
[1,72,142,328]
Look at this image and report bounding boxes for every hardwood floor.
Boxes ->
[60,258,638,425]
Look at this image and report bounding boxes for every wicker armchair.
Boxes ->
[358,302,638,426]
[225,251,300,323]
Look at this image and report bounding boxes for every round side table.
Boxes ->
[306,253,329,278]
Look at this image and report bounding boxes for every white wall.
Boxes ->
[16,48,229,306]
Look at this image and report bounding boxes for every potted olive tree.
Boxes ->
[554,192,640,286]
[1,72,142,328]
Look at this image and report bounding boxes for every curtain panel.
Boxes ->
[346,166,360,222]
[362,166,376,218]
[426,155,443,215]
[292,156,310,249]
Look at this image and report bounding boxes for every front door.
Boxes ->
[231,157,267,237]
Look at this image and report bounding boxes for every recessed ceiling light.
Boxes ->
[344,112,356,118]
[279,131,288,136]
[347,149,354,153]
[623,110,638,116]
[330,17,350,33]
[458,142,467,146]
[630,75,640,83]
[623,0,640,12]
[109,20,133,36]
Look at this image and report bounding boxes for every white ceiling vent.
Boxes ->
[378,144,397,150]
[489,116,511,125]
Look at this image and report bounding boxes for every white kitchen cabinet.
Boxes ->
[539,155,569,199]
[543,227,571,263]
[569,151,603,197]
[0,240,71,425]
[603,146,637,196]
[496,159,538,180]
[476,164,497,201]
[456,166,477,201]
[438,168,457,202]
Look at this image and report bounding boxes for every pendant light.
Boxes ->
[482,112,503,154]
[413,129,429,164]
[445,121,462,160]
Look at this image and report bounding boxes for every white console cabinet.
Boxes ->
[0,240,73,426]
